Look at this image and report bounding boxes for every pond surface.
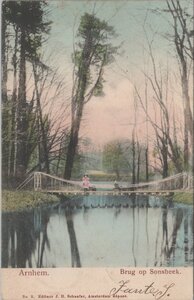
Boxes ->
[1,194,193,268]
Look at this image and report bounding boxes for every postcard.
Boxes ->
[1,0,193,299]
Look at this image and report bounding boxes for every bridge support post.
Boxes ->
[34,172,42,191]
[183,172,188,189]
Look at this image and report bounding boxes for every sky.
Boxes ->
[43,0,191,147]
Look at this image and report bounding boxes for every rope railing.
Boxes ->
[127,173,184,189]
[35,172,83,188]
[183,173,193,190]
[33,172,83,191]
[16,173,34,190]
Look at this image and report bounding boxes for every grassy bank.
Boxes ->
[2,190,59,212]
[173,191,193,205]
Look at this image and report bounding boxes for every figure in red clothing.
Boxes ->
[82,174,90,190]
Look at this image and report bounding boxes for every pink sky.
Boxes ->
[80,78,134,145]
[79,71,185,148]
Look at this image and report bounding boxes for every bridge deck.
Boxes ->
[46,189,179,196]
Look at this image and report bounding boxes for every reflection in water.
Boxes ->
[168,209,183,261]
[156,208,184,266]
[154,211,161,266]
[132,206,137,266]
[1,195,193,268]
[161,208,169,265]
[65,209,81,267]
[184,217,188,264]
[190,216,193,261]
[2,210,50,268]
[145,206,150,267]
[39,213,50,267]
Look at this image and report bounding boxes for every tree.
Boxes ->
[166,0,193,169]
[16,1,51,175]
[135,31,184,177]
[103,140,127,180]
[102,138,147,181]
[64,13,117,179]
[1,1,9,105]
[1,1,51,183]
[135,78,183,178]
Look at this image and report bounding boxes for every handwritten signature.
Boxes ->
[109,280,175,299]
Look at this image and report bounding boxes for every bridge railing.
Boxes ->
[126,173,193,191]
[16,173,34,190]
[17,172,83,191]
[16,171,193,192]
[33,172,83,191]
[183,172,193,190]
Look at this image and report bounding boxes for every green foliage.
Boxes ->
[102,139,150,181]
[73,13,118,99]
[103,140,130,179]
[3,1,51,60]
[78,13,115,39]
[92,77,105,97]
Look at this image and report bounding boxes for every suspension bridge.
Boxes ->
[16,171,193,197]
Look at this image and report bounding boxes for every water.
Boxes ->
[1,194,193,268]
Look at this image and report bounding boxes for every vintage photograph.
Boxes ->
[1,0,193,269]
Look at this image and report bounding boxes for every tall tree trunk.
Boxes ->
[1,8,9,182]
[64,114,82,179]
[1,6,8,104]
[162,142,168,178]
[64,72,86,179]
[132,130,136,184]
[145,77,149,182]
[33,65,50,174]
[136,142,141,183]
[64,132,78,179]
[56,138,64,175]
[9,26,19,177]
[145,147,149,181]
[17,29,27,176]
[181,64,192,169]
[184,113,189,170]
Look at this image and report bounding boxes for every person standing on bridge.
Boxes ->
[82,174,90,190]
